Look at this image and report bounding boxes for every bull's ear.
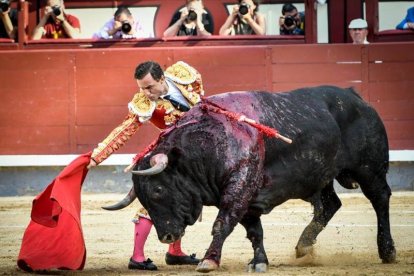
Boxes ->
[167,147,183,167]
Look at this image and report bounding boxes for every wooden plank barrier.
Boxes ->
[0,42,413,156]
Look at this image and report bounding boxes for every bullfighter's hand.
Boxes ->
[87,159,97,170]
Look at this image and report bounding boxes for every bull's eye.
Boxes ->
[151,185,164,200]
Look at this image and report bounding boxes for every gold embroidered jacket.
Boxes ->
[91,61,204,164]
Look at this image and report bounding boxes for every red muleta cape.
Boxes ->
[17,152,91,272]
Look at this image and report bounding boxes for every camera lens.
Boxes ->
[284,16,295,27]
[121,21,132,34]
[187,10,197,21]
[52,6,61,16]
[239,3,249,15]
[0,1,10,12]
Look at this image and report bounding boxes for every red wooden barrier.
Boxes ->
[0,42,413,155]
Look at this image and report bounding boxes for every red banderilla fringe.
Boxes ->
[199,100,293,144]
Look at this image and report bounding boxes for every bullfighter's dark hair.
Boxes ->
[282,3,297,15]
[134,61,164,81]
[114,6,132,18]
[238,0,260,13]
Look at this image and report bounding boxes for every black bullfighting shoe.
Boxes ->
[128,258,158,270]
[165,253,200,265]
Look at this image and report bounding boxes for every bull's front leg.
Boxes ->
[195,210,238,272]
[196,162,263,273]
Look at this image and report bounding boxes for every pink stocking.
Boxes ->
[168,239,186,256]
[131,217,153,262]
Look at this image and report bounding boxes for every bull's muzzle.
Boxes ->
[161,231,185,244]
[131,153,168,175]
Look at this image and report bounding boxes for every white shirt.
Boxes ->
[162,78,190,109]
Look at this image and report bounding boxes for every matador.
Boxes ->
[88,60,204,270]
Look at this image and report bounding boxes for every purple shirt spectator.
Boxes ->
[93,6,152,39]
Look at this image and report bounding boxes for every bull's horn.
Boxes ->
[101,187,136,210]
[131,153,168,175]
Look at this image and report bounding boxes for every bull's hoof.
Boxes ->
[296,245,313,258]
[381,248,397,264]
[247,262,268,273]
[195,259,219,273]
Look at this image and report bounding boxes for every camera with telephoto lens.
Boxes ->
[238,3,249,15]
[121,20,132,34]
[52,5,61,16]
[0,0,10,12]
[187,9,197,21]
[283,15,296,27]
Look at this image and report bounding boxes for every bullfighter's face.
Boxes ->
[137,73,168,101]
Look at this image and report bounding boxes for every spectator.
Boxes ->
[396,7,414,30]
[219,0,266,35]
[93,6,151,39]
[163,0,213,37]
[0,0,17,40]
[279,3,305,35]
[348,18,369,44]
[32,0,80,40]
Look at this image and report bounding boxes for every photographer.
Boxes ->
[219,0,266,36]
[32,0,80,40]
[0,0,17,40]
[93,6,151,39]
[163,0,213,37]
[279,3,305,35]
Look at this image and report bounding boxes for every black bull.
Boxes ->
[110,86,396,272]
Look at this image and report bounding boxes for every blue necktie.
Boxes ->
[164,95,190,112]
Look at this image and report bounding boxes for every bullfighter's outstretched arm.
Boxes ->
[91,112,142,164]
[91,91,157,165]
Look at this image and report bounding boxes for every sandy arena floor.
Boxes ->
[0,192,413,275]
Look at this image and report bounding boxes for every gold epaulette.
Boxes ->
[164,61,198,85]
[128,92,156,122]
